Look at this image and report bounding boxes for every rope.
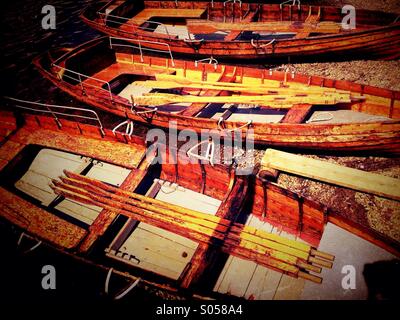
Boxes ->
[104,267,113,294]
[114,278,141,300]
[251,38,276,49]
[112,119,134,137]
[217,118,252,132]
[17,232,42,254]
[130,96,158,122]
[187,139,216,166]
[159,182,180,194]
[195,57,219,70]
[104,267,140,300]
[280,0,301,10]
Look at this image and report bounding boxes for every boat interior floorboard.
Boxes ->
[214,214,307,299]
[106,178,222,280]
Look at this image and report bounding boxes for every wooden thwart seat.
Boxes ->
[130,8,207,25]
[281,104,313,123]
[225,7,260,41]
[295,7,322,38]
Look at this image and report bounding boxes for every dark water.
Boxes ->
[0,0,145,131]
[0,0,165,305]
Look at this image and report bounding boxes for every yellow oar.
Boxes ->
[134,80,349,97]
[155,73,348,94]
[133,92,351,107]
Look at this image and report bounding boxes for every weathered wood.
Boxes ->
[135,80,349,97]
[132,92,351,107]
[34,37,400,153]
[81,1,400,61]
[129,8,207,25]
[179,175,247,289]
[155,73,346,94]
[186,20,342,34]
[180,66,237,117]
[0,187,87,249]
[50,172,332,283]
[261,148,400,201]
[281,104,313,123]
[63,171,232,227]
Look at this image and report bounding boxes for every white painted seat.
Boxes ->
[108,179,222,280]
[15,148,130,225]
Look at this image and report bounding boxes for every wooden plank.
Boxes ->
[155,73,346,93]
[273,231,305,299]
[295,13,321,38]
[53,173,331,281]
[281,104,313,123]
[243,220,281,300]
[273,274,305,300]
[225,8,260,41]
[121,224,197,280]
[135,80,346,96]
[131,8,206,25]
[261,149,400,201]
[217,257,257,297]
[216,215,258,297]
[133,92,350,107]
[179,178,248,289]
[181,66,237,117]
[0,187,87,249]
[187,20,341,34]
[244,266,280,300]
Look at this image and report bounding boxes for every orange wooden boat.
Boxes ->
[34,37,400,154]
[0,107,398,299]
[80,0,400,61]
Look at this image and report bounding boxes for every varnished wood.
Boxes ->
[80,1,400,60]
[261,148,400,201]
[34,37,400,153]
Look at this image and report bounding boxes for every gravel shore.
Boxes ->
[235,0,400,243]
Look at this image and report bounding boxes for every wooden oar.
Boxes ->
[62,171,232,227]
[186,19,342,34]
[61,172,334,266]
[155,73,347,94]
[53,172,335,275]
[261,149,400,201]
[132,92,351,107]
[134,79,349,97]
[51,180,326,281]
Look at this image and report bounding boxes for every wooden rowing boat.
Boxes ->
[0,110,398,299]
[80,0,400,61]
[34,37,400,153]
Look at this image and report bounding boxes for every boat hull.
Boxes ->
[81,1,400,61]
[34,39,400,154]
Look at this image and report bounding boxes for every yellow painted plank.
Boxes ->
[133,92,350,107]
[135,79,348,96]
[186,20,341,33]
[261,149,400,201]
[241,224,311,252]
[238,232,309,260]
[131,8,206,25]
